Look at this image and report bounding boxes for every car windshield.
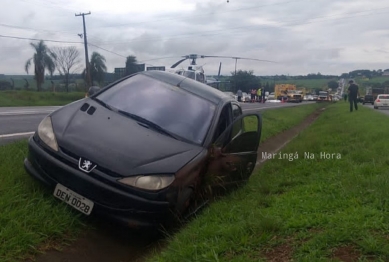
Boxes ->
[183,71,195,80]
[378,95,389,99]
[95,74,216,144]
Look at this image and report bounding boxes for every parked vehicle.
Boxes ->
[242,92,251,102]
[24,70,262,229]
[224,91,237,101]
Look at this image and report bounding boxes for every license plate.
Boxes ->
[53,183,94,215]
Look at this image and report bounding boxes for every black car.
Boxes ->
[24,71,262,228]
[362,95,374,105]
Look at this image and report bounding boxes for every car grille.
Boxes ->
[59,147,121,177]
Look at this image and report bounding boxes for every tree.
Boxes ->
[125,55,139,76]
[52,46,81,92]
[25,40,56,91]
[230,70,259,92]
[82,52,107,87]
[327,80,339,90]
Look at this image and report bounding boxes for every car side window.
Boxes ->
[231,103,243,138]
[232,103,242,120]
[212,103,233,143]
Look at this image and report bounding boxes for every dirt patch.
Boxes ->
[332,245,362,262]
[263,242,293,262]
[257,106,325,165]
[26,106,326,262]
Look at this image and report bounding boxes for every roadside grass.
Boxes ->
[258,103,323,141]
[0,103,321,262]
[0,140,88,262]
[0,90,85,107]
[147,103,389,261]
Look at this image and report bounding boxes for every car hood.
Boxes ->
[50,99,203,176]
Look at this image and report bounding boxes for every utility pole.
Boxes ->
[75,11,91,90]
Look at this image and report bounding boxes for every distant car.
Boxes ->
[242,92,251,102]
[363,95,374,105]
[224,91,237,101]
[24,71,262,228]
[374,94,389,109]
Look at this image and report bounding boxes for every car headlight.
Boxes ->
[118,175,175,191]
[37,116,58,151]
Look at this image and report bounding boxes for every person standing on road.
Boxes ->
[237,89,242,102]
[348,80,360,112]
[261,87,266,103]
[257,88,261,102]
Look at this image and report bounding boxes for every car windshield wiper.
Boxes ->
[117,110,179,140]
[92,97,114,111]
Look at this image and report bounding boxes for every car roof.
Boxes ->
[140,70,232,104]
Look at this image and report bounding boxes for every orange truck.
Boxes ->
[274,84,302,102]
[275,84,296,100]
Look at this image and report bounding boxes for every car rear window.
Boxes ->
[378,95,389,99]
[96,74,216,145]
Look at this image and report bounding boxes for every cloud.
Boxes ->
[1,0,389,76]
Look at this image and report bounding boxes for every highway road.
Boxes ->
[0,102,313,146]
[363,104,389,115]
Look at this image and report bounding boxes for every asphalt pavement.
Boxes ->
[0,102,312,146]
[362,103,389,115]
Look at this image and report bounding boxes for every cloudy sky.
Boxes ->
[1,0,389,76]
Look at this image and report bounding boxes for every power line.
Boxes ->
[0,34,82,44]
[93,7,389,46]
[88,43,127,58]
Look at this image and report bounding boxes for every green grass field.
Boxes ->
[0,90,85,107]
[147,103,389,262]
[271,76,389,93]
[0,104,321,262]
[0,141,88,262]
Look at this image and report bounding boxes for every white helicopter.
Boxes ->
[168,54,276,89]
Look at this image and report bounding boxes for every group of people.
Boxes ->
[236,87,266,103]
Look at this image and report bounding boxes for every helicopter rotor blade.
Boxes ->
[217,62,222,80]
[200,55,277,63]
[171,58,188,68]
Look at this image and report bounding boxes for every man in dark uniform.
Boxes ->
[348,80,359,112]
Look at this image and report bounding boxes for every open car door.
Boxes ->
[206,112,262,190]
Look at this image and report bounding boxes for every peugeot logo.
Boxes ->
[78,157,97,173]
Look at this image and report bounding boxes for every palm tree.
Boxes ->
[125,55,138,76]
[82,52,107,86]
[25,40,56,91]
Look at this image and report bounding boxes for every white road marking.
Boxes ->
[0,132,35,138]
